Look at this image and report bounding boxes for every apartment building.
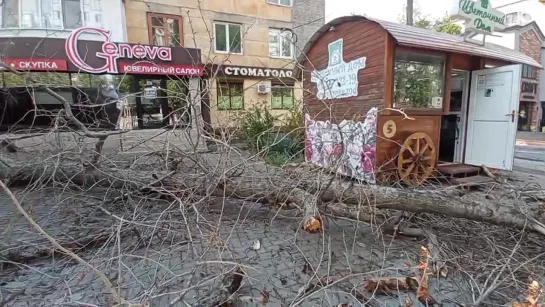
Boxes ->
[0,0,130,129]
[0,0,127,41]
[466,0,545,132]
[124,0,325,130]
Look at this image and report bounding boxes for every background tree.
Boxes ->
[398,3,462,35]
[395,3,461,108]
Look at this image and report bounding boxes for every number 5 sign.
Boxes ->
[383,120,396,139]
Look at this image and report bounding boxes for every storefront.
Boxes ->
[203,64,302,131]
[0,27,203,131]
[296,15,541,185]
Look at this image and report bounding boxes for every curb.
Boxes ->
[516,140,545,146]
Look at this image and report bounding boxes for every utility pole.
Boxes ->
[406,0,414,25]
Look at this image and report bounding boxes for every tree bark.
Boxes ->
[1,160,544,236]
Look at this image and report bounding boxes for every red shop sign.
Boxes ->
[4,58,68,71]
[119,61,203,76]
[65,27,202,76]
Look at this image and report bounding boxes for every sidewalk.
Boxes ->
[516,131,545,146]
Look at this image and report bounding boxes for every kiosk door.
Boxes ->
[465,64,522,170]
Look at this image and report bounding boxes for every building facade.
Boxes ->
[0,0,127,42]
[123,0,325,130]
[0,0,131,130]
[471,20,545,132]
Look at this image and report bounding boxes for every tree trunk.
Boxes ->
[2,161,544,236]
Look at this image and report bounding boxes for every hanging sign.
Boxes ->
[451,0,506,34]
[310,38,366,100]
[143,87,157,99]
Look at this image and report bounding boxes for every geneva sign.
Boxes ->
[451,0,506,34]
[66,27,173,74]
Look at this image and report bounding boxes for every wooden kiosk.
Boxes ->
[297,16,541,185]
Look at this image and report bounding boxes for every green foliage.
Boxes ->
[398,4,462,35]
[394,4,458,108]
[236,101,304,166]
[237,102,277,151]
[394,60,443,108]
[433,16,462,35]
[282,99,304,143]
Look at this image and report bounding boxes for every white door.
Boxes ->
[464,64,522,170]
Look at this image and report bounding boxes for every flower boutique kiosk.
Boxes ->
[297,13,541,185]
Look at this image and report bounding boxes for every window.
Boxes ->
[267,0,292,6]
[1,0,101,29]
[394,51,445,109]
[147,13,183,47]
[269,29,293,58]
[217,82,243,110]
[522,65,537,79]
[271,85,294,109]
[214,22,242,54]
[522,82,537,94]
[62,0,82,28]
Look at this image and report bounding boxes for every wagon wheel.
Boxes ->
[397,132,436,186]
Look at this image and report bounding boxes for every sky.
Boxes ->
[324,0,453,23]
[324,0,520,23]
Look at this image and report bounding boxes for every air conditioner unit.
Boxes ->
[257,82,271,94]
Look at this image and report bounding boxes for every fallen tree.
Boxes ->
[1,157,545,238]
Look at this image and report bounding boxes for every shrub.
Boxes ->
[237,102,277,151]
[236,101,305,166]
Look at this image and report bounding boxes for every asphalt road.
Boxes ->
[514,144,545,175]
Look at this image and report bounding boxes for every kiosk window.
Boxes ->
[394,51,445,109]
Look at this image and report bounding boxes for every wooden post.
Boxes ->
[131,77,144,129]
[406,0,414,26]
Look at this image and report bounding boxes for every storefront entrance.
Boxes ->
[0,27,204,132]
[439,70,469,164]
[118,77,191,130]
[518,101,533,132]
[464,64,522,170]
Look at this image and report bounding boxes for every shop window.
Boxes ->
[522,65,537,79]
[1,0,101,29]
[33,88,74,105]
[394,51,445,109]
[2,71,71,87]
[267,0,292,6]
[214,22,242,54]
[521,82,537,94]
[147,13,183,47]
[269,29,293,59]
[271,85,294,109]
[217,82,243,110]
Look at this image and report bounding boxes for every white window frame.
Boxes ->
[213,21,243,55]
[0,0,102,30]
[267,0,293,7]
[269,28,294,59]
